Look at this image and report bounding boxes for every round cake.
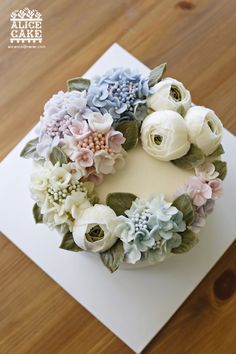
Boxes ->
[20,64,227,272]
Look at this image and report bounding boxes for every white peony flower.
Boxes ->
[141,111,190,161]
[87,112,113,133]
[73,204,118,252]
[147,77,191,115]
[185,106,223,156]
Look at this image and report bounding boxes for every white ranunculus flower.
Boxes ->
[73,204,118,252]
[185,106,223,155]
[88,112,113,133]
[147,77,191,115]
[141,111,190,161]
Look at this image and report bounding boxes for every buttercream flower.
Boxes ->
[195,162,219,181]
[87,112,113,133]
[73,204,118,252]
[85,166,104,185]
[69,120,91,140]
[182,176,212,207]
[141,111,190,161]
[36,90,92,158]
[114,194,186,264]
[30,161,93,232]
[87,68,150,124]
[50,166,72,189]
[115,216,136,243]
[105,130,126,153]
[185,106,223,155]
[147,77,191,115]
[123,242,142,264]
[74,148,94,168]
[208,178,222,200]
[64,190,91,219]
[94,150,115,174]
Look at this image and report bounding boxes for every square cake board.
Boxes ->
[0,44,235,353]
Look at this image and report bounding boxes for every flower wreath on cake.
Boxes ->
[21,63,227,272]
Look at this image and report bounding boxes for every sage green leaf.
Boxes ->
[83,181,99,205]
[32,203,43,224]
[20,138,42,160]
[59,232,83,252]
[106,192,137,216]
[172,144,205,170]
[49,146,68,166]
[213,160,227,180]
[208,144,224,160]
[172,194,195,226]
[100,240,124,273]
[67,77,90,92]
[172,229,199,254]
[116,120,139,151]
[148,63,167,87]
[86,225,104,243]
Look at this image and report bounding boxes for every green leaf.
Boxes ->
[213,160,227,180]
[116,120,139,151]
[172,144,205,170]
[106,192,137,216]
[49,146,68,166]
[100,240,124,273]
[20,138,42,160]
[172,194,195,226]
[177,105,186,117]
[208,144,224,160]
[67,77,90,92]
[172,230,199,254]
[148,63,167,87]
[32,203,43,224]
[59,232,83,252]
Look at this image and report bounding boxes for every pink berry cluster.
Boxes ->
[77,132,114,155]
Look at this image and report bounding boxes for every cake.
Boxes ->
[20,63,227,272]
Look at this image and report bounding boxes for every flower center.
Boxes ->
[170,85,182,101]
[108,79,138,112]
[131,209,151,232]
[78,132,114,155]
[86,225,104,242]
[154,135,163,145]
[45,115,73,138]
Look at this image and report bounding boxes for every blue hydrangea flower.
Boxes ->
[114,194,186,264]
[87,68,151,124]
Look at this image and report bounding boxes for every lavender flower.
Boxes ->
[36,91,92,158]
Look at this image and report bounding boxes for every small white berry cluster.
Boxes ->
[47,180,86,204]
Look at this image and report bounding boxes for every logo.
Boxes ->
[8,8,45,48]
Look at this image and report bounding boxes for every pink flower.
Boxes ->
[208,178,223,200]
[195,162,219,182]
[69,120,91,140]
[85,167,104,185]
[74,148,94,168]
[190,212,206,234]
[94,150,115,174]
[105,129,126,153]
[184,176,212,207]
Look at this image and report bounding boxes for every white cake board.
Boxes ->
[0,44,235,353]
